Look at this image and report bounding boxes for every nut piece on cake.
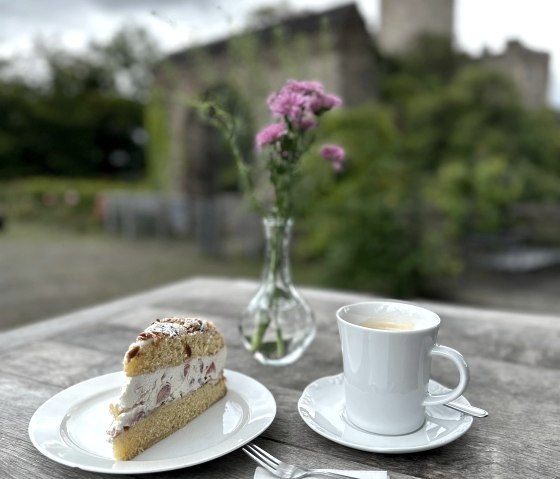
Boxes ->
[107,317,227,460]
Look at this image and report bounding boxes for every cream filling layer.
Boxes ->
[108,348,226,438]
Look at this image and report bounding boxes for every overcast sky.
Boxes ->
[1,0,559,106]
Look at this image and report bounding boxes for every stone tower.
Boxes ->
[481,40,550,110]
[379,0,454,55]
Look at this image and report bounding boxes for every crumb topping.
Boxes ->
[136,317,211,342]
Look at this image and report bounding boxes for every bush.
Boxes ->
[295,105,459,296]
[294,78,560,297]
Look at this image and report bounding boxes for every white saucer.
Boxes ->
[298,374,473,454]
[29,369,276,474]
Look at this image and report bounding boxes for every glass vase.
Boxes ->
[240,216,316,366]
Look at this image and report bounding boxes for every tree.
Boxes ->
[0,26,160,180]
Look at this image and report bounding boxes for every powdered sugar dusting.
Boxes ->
[140,317,209,340]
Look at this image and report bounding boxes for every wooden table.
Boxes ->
[1,277,559,478]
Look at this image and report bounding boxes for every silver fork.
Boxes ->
[242,442,359,479]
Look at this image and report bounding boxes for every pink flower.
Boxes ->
[299,114,316,130]
[256,123,287,149]
[284,79,325,96]
[267,89,306,121]
[267,80,342,126]
[313,93,343,113]
[320,145,346,171]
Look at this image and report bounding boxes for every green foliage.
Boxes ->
[36,25,159,101]
[294,50,560,296]
[0,26,158,180]
[200,83,256,192]
[0,82,145,179]
[145,90,170,189]
[296,105,458,296]
[427,155,524,237]
[227,33,266,96]
[88,26,160,101]
[187,97,263,215]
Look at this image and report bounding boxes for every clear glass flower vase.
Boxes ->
[240,217,316,366]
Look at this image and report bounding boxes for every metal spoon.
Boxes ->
[445,401,488,418]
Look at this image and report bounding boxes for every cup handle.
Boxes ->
[422,344,470,407]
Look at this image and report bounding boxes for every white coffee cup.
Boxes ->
[337,301,469,436]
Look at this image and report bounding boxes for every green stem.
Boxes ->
[183,99,304,359]
[182,97,266,216]
[275,321,285,357]
[250,311,270,352]
[270,221,286,357]
[249,217,287,357]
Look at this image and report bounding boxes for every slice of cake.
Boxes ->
[107,317,227,460]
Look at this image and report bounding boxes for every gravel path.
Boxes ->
[0,222,261,330]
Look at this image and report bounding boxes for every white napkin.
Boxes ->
[254,466,388,479]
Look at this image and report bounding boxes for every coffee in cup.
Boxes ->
[359,316,414,331]
[337,301,469,435]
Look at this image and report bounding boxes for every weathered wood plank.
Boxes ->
[0,431,136,479]
[0,341,116,388]
[55,324,139,354]
[0,374,60,438]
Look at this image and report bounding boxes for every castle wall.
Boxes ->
[379,0,454,54]
[151,5,378,255]
[156,5,377,196]
[481,40,549,110]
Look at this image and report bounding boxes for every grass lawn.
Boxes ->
[0,222,271,330]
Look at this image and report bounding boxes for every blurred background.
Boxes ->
[2,0,560,331]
